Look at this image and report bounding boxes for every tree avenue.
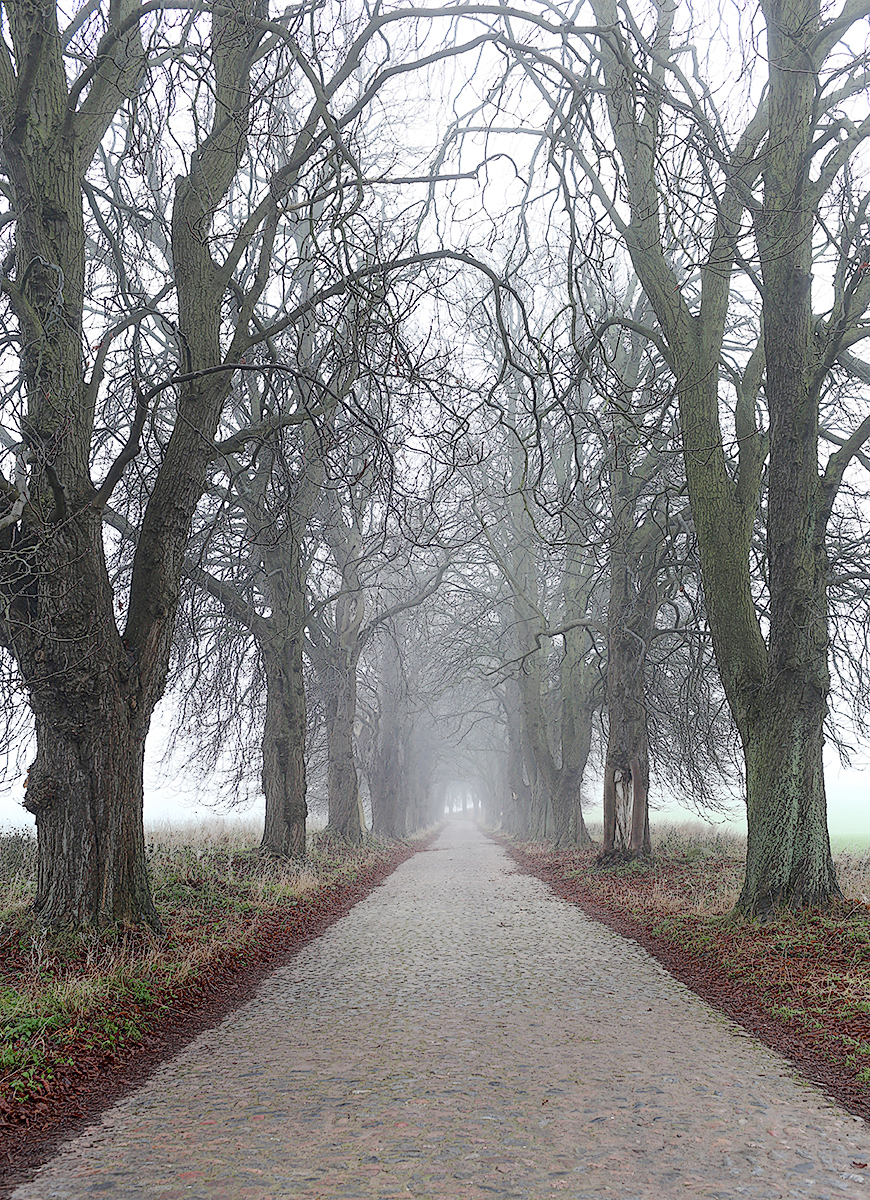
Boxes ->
[588,0,870,916]
[2,0,870,929]
[431,0,870,916]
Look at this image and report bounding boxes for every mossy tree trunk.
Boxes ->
[587,0,870,916]
[732,0,837,914]
[0,0,264,926]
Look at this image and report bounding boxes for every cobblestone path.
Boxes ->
[12,822,870,1199]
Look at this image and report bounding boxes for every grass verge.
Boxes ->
[0,823,425,1132]
[494,825,870,1120]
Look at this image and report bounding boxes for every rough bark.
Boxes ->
[0,0,265,925]
[0,0,157,926]
[260,645,307,859]
[731,0,838,915]
[586,0,859,915]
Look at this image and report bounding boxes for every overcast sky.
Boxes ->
[1,743,867,839]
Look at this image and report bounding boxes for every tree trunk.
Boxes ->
[601,419,656,859]
[736,691,834,917]
[503,688,531,834]
[575,790,593,848]
[260,638,307,859]
[588,0,842,915]
[730,0,838,915]
[24,593,159,929]
[1,0,264,926]
[528,771,548,841]
[323,656,364,842]
[370,734,404,839]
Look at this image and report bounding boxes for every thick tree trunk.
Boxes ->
[0,0,264,927]
[528,772,548,841]
[11,410,163,930]
[736,689,835,917]
[323,659,363,842]
[24,611,159,929]
[600,638,652,856]
[589,0,843,916]
[260,639,307,859]
[731,0,838,916]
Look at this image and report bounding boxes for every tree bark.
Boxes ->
[588,0,844,915]
[724,0,837,915]
[502,685,532,835]
[260,622,307,859]
[322,655,364,842]
[23,522,158,926]
[0,0,267,925]
[0,0,160,926]
[601,428,656,858]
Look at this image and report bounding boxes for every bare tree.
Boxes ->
[436,0,870,916]
[0,0,499,926]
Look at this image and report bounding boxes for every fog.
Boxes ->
[1,752,866,842]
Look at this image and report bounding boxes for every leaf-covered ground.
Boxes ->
[497,833,870,1123]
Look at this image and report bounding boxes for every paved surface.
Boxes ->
[11,821,870,1199]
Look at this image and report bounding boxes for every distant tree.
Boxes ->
[306,470,449,842]
[149,254,414,856]
[588,306,738,856]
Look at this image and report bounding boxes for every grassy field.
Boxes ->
[831,833,870,855]
[0,819,418,1124]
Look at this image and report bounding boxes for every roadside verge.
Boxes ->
[490,830,870,1126]
[0,832,436,1194]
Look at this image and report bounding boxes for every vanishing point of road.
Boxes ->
[11,822,870,1199]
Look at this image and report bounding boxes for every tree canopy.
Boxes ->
[1,0,869,925]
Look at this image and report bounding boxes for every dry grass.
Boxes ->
[0,819,413,1109]
[502,819,870,1112]
[577,821,870,918]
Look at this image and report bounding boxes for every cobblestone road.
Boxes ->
[12,821,870,1199]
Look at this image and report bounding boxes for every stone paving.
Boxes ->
[11,821,870,1199]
